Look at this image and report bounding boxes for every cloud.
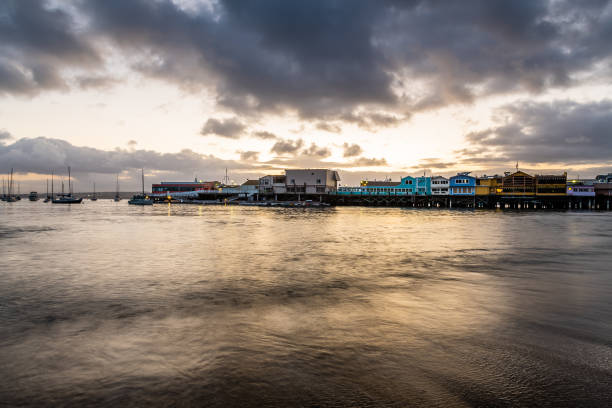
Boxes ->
[351,157,388,167]
[200,117,246,139]
[270,138,304,155]
[76,75,119,90]
[127,140,137,147]
[316,122,342,133]
[0,0,101,95]
[0,129,12,143]
[342,143,363,158]
[461,100,612,165]
[0,137,257,178]
[302,143,331,158]
[238,150,259,161]
[4,1,612,122]
[251,131,277,140]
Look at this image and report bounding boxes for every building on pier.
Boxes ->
[567,179,595,197]
[259,175,286,195]
[500,171,535,196]
[595,183,612,197]
[535,173,567,196]
[415,176,432,195]
[476,175,502,196]
[449,172,476,195]
[595,173,612,183]
[285,169,340,194]
[151,179,219,194]
[431,176,448,195]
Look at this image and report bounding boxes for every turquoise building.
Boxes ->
[415,177,432,195]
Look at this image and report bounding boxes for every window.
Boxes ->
[316,179,321,184]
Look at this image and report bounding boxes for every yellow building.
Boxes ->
[476,176,502,195]
[535,173,567,197]
[500,171,536,196]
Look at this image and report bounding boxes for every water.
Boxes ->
[1,201,612,407]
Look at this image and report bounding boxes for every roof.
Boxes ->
[362,181,400,187]
[242,179,260,186]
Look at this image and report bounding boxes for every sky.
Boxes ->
[1,0,612,191]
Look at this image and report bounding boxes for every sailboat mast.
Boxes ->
[51,171,54,197]
[68,166,71,194]
[141,168,145,195]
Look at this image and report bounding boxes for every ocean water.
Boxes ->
[1,201,611,407]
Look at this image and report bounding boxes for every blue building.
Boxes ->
[415,177,431,195]
[449,172,476,195]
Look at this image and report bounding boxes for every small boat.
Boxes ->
[52,166,83,204]
[128,168,153,205]
[28,191,39,201]
[114,174,121,201]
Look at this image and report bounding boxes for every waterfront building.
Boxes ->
[415,176,432,195]
[500,171,535,196]
[449,172,476,195]
[594,183,612,197]
[595,173,612,183]
[566,180,595,197]
[431,176,449,195]
[259,175,287,195]
[535,173,567,196]
[151,179,219,194]
[476,175,502,196]
[285,169,340,194]
[240,180,260,194]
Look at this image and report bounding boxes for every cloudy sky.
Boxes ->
[1,0,612,191]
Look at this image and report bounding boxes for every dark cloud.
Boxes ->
[342,143,363,158]
[0,129,12,143]
[0,136,256,178]
[200,117,246,139]
[76,75,119,90]
[0,0,101,95]
[270,138,304,155]
[316,122,342,133]
[461,100,612,164]
[352,157,388,167]
[302,143,331,158]
[238,150,260,161]
[4,1,612,120]
[251,131,277,140]
[413,158,455,170]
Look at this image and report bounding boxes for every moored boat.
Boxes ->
[128,168,153,205]
[52,166,83,204]
[28,191,39,201]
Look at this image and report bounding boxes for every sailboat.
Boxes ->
[43,177,51,202]
[1,177,6,201]
[52,166,83,204]
[114,174,121,201]
[128,168,153,205]
[91,182,98,201]
[5,169,17,202]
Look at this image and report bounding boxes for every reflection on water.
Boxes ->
[1,201,612,407]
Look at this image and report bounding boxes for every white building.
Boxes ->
[259,175,287,195]
[431,176,449,195]
[285,169,340,194]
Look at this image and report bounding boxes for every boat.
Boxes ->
[91,182,98,201]
[5,169,17,202]
[114,174,121,201]
[128,168,153,205]
[43,177,51,202]
[28,191,39,201]
[52,167,83,204]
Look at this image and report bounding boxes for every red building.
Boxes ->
[151,180,219,194]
